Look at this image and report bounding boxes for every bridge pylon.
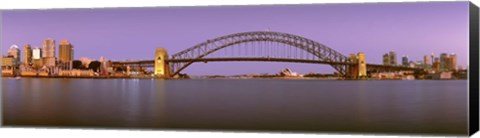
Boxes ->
[154,48,171,78]
[347,52,367,79]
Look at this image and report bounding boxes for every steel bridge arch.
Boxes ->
[170,31,349,76]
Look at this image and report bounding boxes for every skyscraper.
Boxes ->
[440,53,448,70]
[433,57,441,71]
[23,44,32,66]
[32,47,42,59]
[449,53,457,71]
[383,53,390,66]
[423,55,431,68]
[59,39,74,64]
[389,51,397,66]
[7,45,21,63]
[402,56,409,67]
[42,38,56,67]
[32,47,43,68]
[430,53,435,65]
[424,55,431,65]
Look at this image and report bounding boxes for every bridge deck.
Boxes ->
[112,57,355,65]
[111,57,423,71]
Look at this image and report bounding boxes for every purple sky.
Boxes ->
[1,2,469,75]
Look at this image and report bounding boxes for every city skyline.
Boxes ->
[1,2,469,75]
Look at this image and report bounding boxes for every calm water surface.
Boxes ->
[2,78,468,135]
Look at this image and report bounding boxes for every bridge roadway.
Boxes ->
[112,57,354,67]
[111,57,423,71]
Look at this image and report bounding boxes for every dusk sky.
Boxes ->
[1,2,469,75]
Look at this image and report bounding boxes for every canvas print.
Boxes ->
[1,1,477,136]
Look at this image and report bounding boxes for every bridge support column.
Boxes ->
[357,52,367,79]
[126,65,131,76]
[154,48,171,78]
[347,54,358,79]
[347,52,367,79]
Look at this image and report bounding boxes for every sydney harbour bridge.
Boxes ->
[112,31,423,79]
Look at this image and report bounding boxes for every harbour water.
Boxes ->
[2,78,468,135]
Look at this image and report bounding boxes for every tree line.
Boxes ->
[72,60,101,72]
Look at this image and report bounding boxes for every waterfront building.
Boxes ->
[389,51,397,66]
[23,44,32,66]
[59,39,74,63]
[2,56,17,69]
[32,47,44,68]
[1,56,17,76]
[433,57,441,71]
[32,47,42,59]
[279,68,303,77]
[99,56,110,76]
[383,53,390,66]
[423,55,431,69]
[59,40,74,70]
[440,53,448,70]
[424,55,431,65]
[426,72,453,80]
[408,61,415,68]
[32,59,44,68]
[7,45,21,63]
[58,69,95,77]
[42,38,56,67]
[430,53,435,65]
[448,53,457,71]
[415,60,423,68]
[402,56,409,67]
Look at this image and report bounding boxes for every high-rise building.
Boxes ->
[23,44,32,66]
[423,55,431,68]
[433,57,441,71]
[32,47,42,59]
[389,51,397,66]
[449,53,457,71]
[440,53,448,70]
[424,55,431,65]
[42,38,56,67]
[430,53,435,65]
[32,47,43,68]
[7,45,21,63]
[383,53,390,66]
[402,56,409,67]
[59,39,74,64]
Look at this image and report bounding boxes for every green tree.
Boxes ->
[88,61,101,72]
[72,60,84,69]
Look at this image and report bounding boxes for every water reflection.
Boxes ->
[2,78,468,135]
